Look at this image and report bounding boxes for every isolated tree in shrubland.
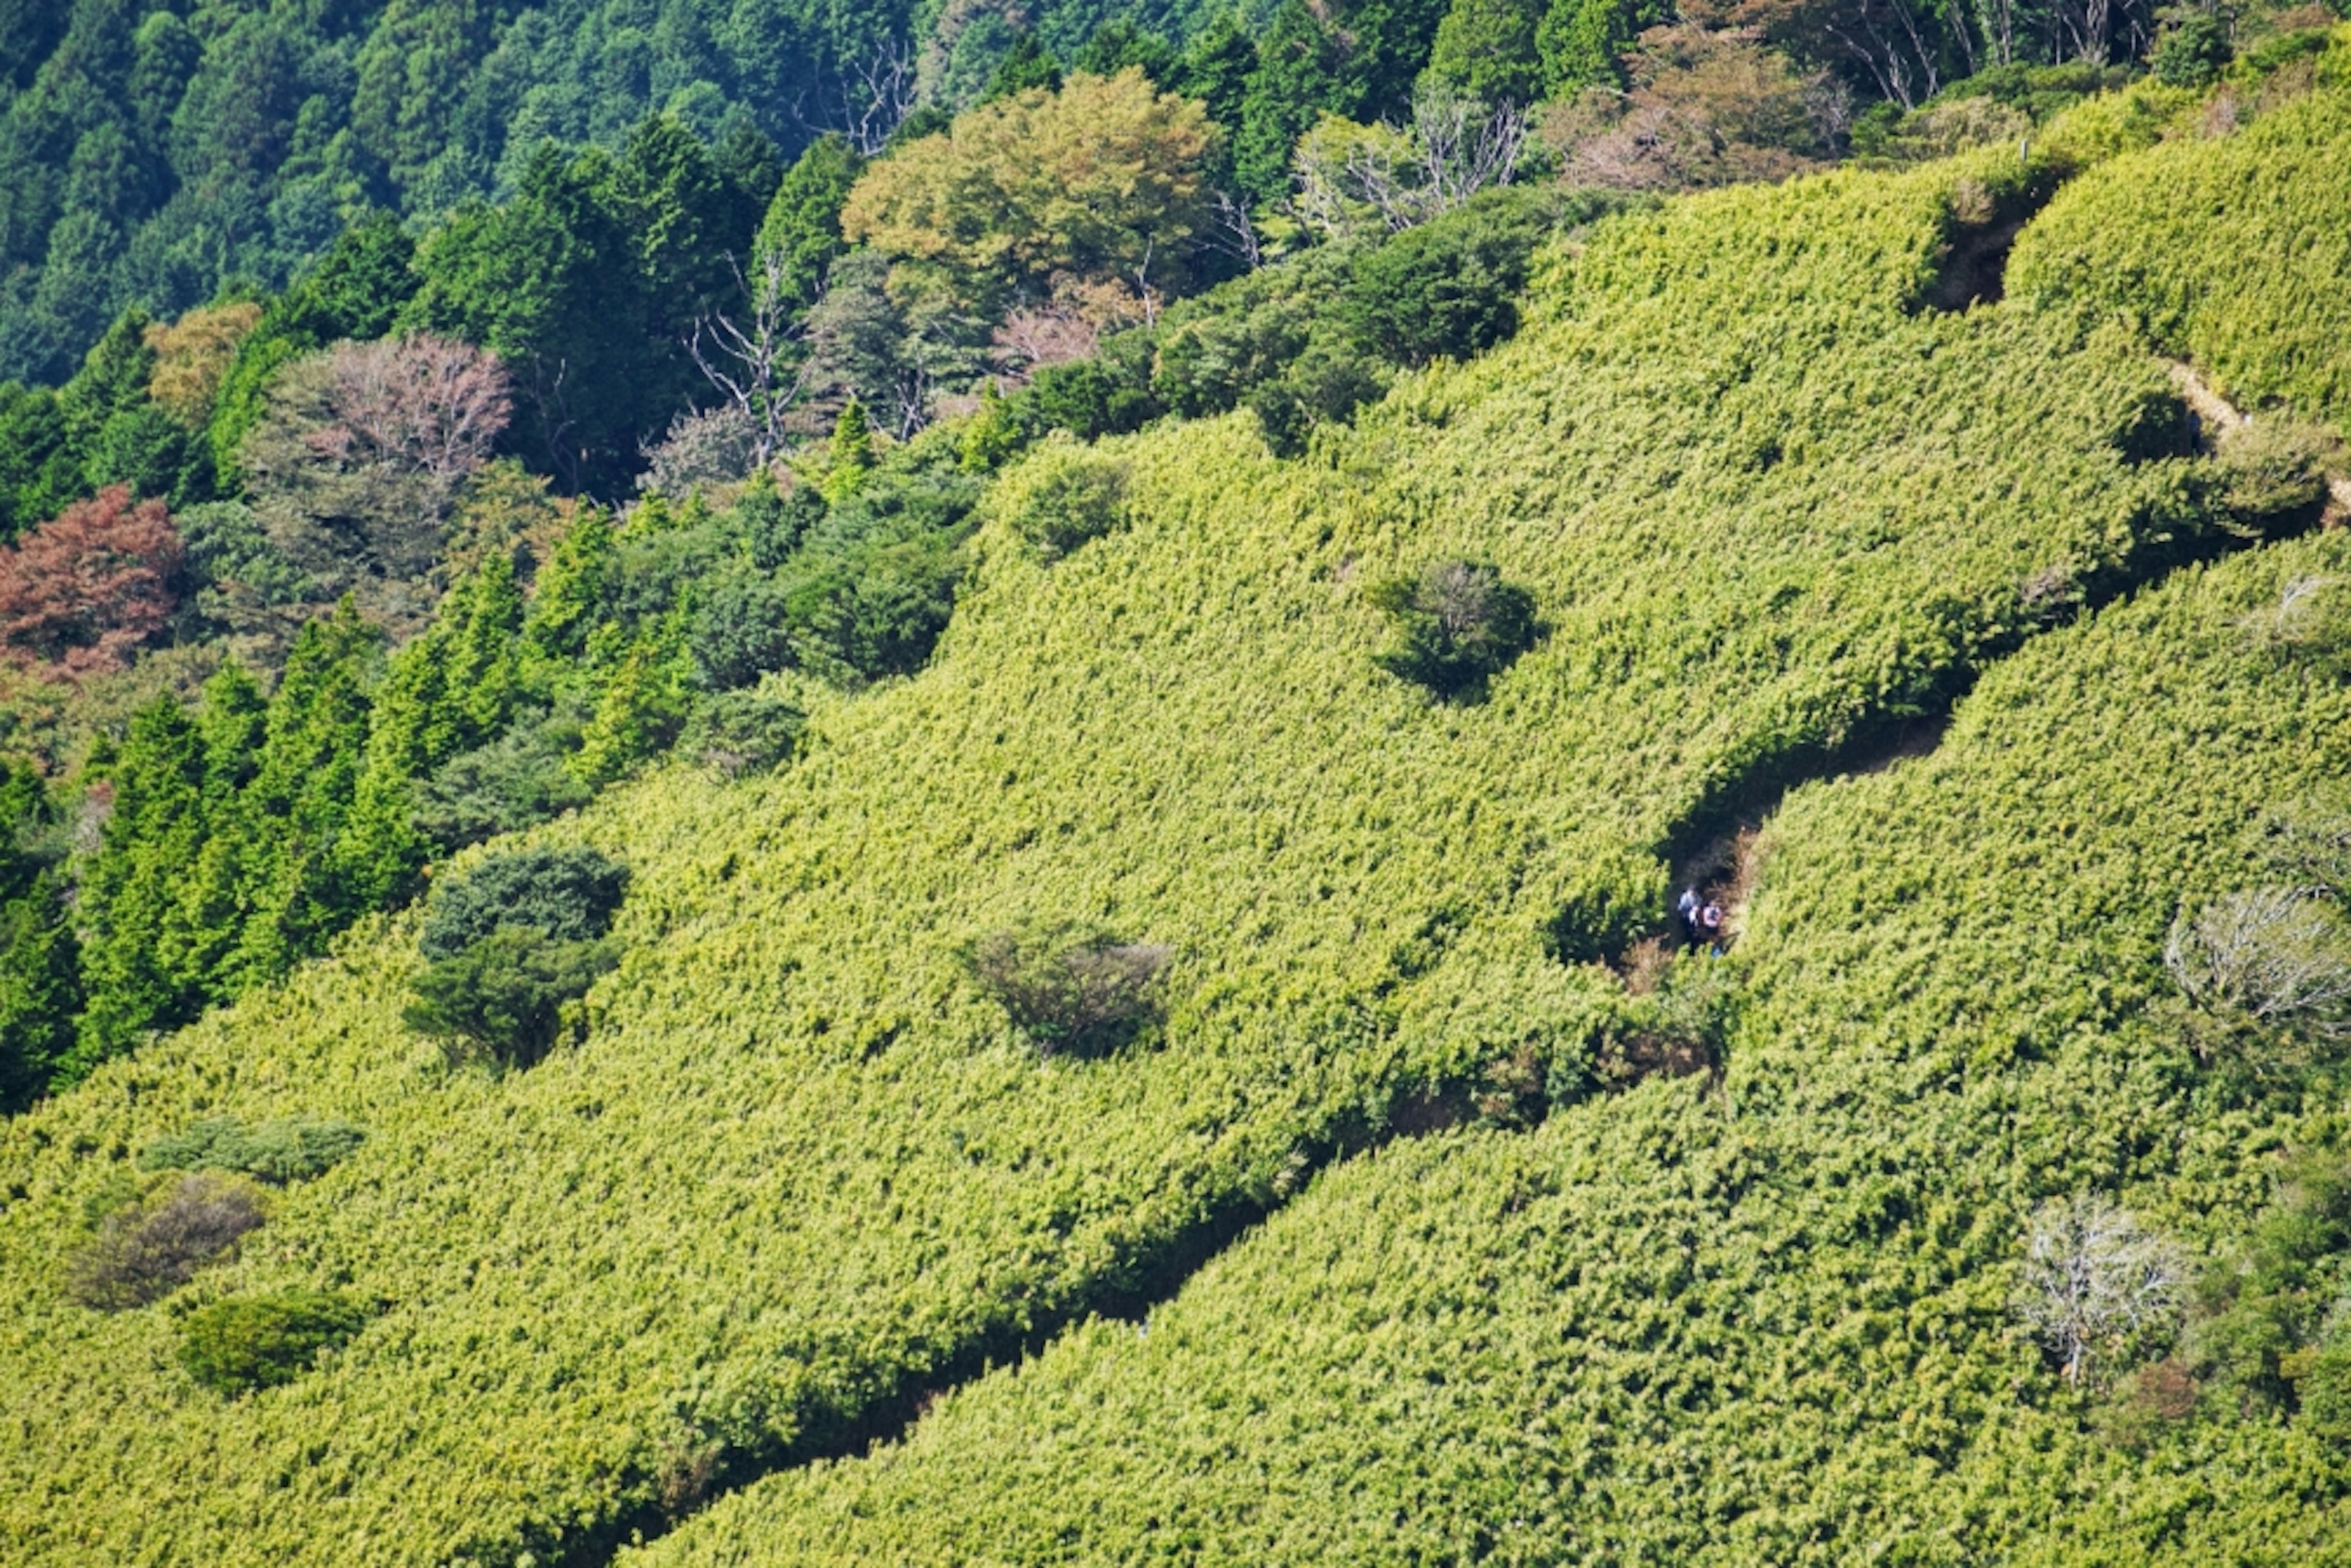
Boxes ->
[2015,1195,2186,1387]
[962,921,1176,1057]
[989,435,1131,560]
[842,69,1220,310]
[239,334,510,605]
[404,926,622,1067]
[0,486,183,676]
[1370,559,1540,699]
[419,844,629,960]
[2164,887,2351,1063]
[67,1172,268,1311]
[407,844,629,1066]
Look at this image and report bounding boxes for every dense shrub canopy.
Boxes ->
[4,76,2351,1567]
[418,844,629,959]
[178,1290,372,1394]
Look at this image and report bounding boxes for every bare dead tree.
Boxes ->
[1347,88,1530,233]
[685,252,821,469]
[1207,190,1264,271]
[2015,1195,2186,1388]
[795,38,920,156]
[2165,887,2351,1051]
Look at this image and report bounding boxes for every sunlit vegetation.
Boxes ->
[0,15,2347,1566]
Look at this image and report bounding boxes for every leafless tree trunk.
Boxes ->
[796,39,920,156]
[1347,88,1530,233]
[1207,190,1264,271]
[686,252,820,468]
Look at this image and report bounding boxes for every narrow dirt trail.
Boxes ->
[2168,359,2351,522]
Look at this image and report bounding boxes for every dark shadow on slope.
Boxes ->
[1915,162,2069,315]
[1567,456,2331,977]
[561,1079,1472,1567]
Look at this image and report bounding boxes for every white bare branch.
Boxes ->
[2015,1195,2186,1387]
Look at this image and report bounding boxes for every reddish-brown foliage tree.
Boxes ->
[0,486,184,677]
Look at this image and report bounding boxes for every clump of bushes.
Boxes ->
[991,436,1131,561]
[1368,560,1540,700]
[138,1117,365,1184]
[179,1289,373,1394]
[962,920,1174,1057]
[405,846,629,1067]
[2215,417,2339,533]
[678,689,805,777]
[419,845,628,959]
[67,1172,267,1310]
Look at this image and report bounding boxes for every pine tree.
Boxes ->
[1234,3,1353,207]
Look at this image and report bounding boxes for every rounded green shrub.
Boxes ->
[419,845,629,961]
[179,1291,372,1395]
[990,435,1132,561]
[1368,560,1541,700]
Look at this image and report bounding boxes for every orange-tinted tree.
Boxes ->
[0,486,183,676]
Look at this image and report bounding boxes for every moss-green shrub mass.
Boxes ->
[635,527,2351,1567]
[2012,35,2351,430]
[0,114,2330,1563]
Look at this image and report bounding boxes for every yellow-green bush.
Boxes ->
[2013,42,2351,430]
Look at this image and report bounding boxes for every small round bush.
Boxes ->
[1369,560,1542,700]
[179,1290,372,1394]
[419,845,628,961]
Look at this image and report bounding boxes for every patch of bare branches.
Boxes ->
[962,921,1175,1057]
[684,252,821,471]
[67,1172,268,1310]
[2015,1194,2185,1387]
[797,37,920,156]
[2165,886,2351,1063]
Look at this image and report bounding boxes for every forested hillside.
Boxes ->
[3,7,2351,1567]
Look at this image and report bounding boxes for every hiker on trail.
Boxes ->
[1677,886,1702,944]
[1699,901,1725,952]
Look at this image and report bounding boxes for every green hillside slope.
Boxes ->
[2014,67,2351,428]
[633,524,2351,1566]
[1,79,2341,1568]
